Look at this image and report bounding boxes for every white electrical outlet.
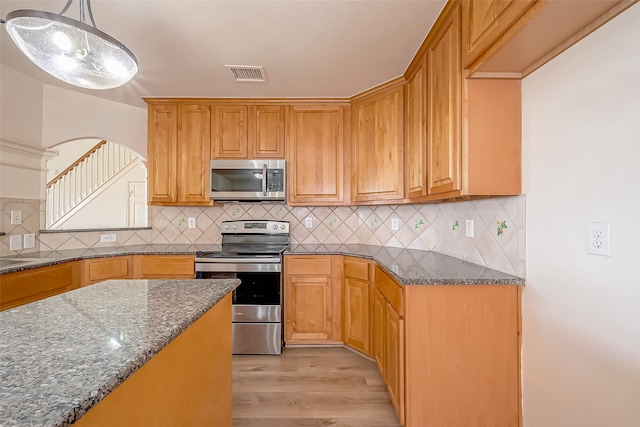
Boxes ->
[188,217,196,228]
[23,234,36,249]
[100,233,117,243]
[9,235,22,251]
[465,219,474,238]
[10,210,22,225]
[391,218,399,231]
[304,217,313,228]
[587,222,611,256]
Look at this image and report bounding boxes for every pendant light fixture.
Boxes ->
[2,0,138,90]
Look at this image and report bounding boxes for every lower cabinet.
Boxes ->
[132,255,195,279]
[82,256,131,286]
[373,267,405,425]
[283,255,342,344]
[0,261,81,311]
[343,257,373,355]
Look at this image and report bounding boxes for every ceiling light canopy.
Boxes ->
[2,0,138,90]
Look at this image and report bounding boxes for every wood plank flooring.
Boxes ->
[232,346,401,427]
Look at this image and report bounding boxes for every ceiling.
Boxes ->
[0,0,446,108]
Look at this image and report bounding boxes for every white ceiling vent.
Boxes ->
[225,65,267,83]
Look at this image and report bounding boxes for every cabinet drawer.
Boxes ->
[285,256,333,275]
[84,256,130,284]
[375,266,403,315]
[136,255,194,278]
[344,257,370,281]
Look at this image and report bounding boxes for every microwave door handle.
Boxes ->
[262,164,267,196]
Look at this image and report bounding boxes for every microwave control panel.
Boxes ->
[266,169,284,192]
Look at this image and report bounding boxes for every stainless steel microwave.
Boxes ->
[210,159,286,201]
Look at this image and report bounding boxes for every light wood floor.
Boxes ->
[232,346,401,427]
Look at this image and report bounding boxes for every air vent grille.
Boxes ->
[225,65,267,82]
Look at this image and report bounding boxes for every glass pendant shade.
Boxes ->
[4,9,138,90]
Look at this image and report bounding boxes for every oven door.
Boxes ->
[195,270,281,306]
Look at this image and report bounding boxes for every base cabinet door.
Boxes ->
[343,277,370,354]
[285,275,333,342]
[386,302,405,426]
[284,255,342,344]
[372,287,387,377]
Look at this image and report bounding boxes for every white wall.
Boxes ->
[42,85,147,157]
[521,4,640,427]
[0,65,43,146]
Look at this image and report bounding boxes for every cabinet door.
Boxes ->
[212,105,248,158]
[0,261,81,311]
[372,288,387,379]
[133,255,195,279]
[427,4,462,196]
[344,278,370,354]
[386,301,405,426]
[178,104,211,205]
[461,0,537,68]
[288,104,345,205]
[83,256,131,286]
[352,85,404,202]
[147,104,178,204]
[285,275,333,342]
[405,55,428,199]
[250,105,285,158]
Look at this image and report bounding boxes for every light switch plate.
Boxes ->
[188,217,196,228]
[23,234,36,249]
[304,217,313,228]
[10,235,22,251]
[391,218,399,231]
[466,220,474,238]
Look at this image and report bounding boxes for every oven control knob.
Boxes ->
[224,224,230,229]
[280,224,286,229]
[232,225,238,229]
[273,224,278,229]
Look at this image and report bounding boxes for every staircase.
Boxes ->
[46,140,140,229]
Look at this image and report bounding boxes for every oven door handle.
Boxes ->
[195,257,280,263]
[261,164,268,196]
[196,262,282,273]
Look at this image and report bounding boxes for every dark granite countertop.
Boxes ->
[286,244,524,285]
[0,278,239,427]
[0,243,523,285]
[0,244,220,274]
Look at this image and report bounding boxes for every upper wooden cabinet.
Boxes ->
[146,102,212,206]
[351,82,404,203]
[287,104,347,205]
[463,0,635,77]
[251,105,286,158]
[405,55,428,200]
[212,105,248,158]
[212,104,285,159]
[427,4,462,196]
[461,0,537,68]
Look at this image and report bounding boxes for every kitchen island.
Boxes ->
[0,278,239,427]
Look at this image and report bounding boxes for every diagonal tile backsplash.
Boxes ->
[11,195,526,277]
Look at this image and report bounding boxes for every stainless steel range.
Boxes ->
[195,220,289,355]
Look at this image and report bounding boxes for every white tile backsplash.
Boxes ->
[15,195,526,277]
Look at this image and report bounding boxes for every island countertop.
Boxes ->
[0,278,239,427]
